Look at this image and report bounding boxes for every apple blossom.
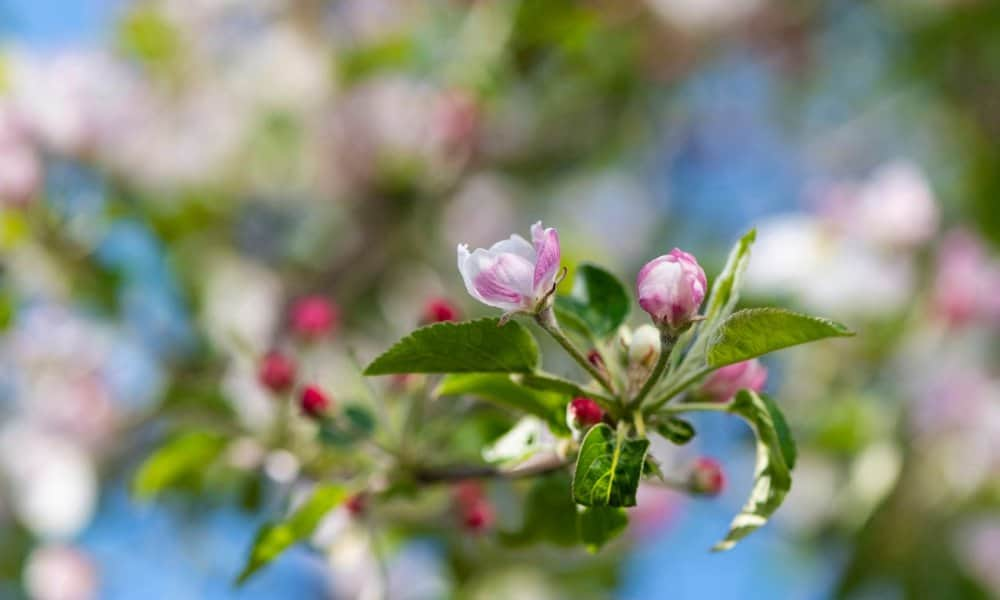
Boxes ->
[628,324,662,369]
[290,296,338,338]
[421,297,460,324]
[688,457,725,496]
[300,384,331,418]
[700,359,768,403]
[258,351,296,393]
[567,397,604,430]
[637,248,707,331]
[456,221,561,313]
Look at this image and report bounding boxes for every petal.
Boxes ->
[531,223,560,294]
[468,249,535,311]
[457,244,481,301]
[489,234,535,262]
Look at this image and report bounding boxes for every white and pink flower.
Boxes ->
[700,359,768,403]
[457,221,561,313]
[637,248,707,330]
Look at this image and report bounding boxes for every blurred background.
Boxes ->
[1,0,999,598]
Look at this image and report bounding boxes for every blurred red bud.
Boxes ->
[299,385,331,418]
[422,297,460,324]
[689,457,725,496]
[258,351,296,393]
[290,296,338,339]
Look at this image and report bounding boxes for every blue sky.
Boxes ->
[1,0,123,48]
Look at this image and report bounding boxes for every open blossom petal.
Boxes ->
[531,221,561,295]
[457,222,561,313]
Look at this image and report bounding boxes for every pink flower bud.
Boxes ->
[290,296,338,339]
[258,351,296,394]
[452,481,495,532]
[299,385,331,418]
[568,397,604,429]
[689,457,725,496]
[462,500,495,532]
[637,249,707,330]
[457,221,560,313]
[421,297,460,324]
[700,359,768,403]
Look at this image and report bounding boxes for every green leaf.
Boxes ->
[501,474,580,547]
[572,423,649,507]
[707,308,854,368]
[762,393,797,469]
[713,390,795,551]
[435,373,569,434]
[237,484,350,584]
[655,417,696,445]
[555,264,630,338]
[132,431,226,500]
[703,228,756,326]
[577,506,628,552]
[343,405,376,437]
[364,318,539,375]
[672,228,756,372]
[319,405,376,447]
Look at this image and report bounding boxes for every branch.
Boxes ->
[413,455,570,484]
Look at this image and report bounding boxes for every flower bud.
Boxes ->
[637,248,707,331]
[567,397,604,430]
[421,297,460,324]
[290,296,338,339]
[452,481,495,533]
[462,500,495,532]
[299,384,331,418]
[345,493,368,517]
[457,221,560,313]
[586,349,605,371]
[700,359,768,403]
[688,457,725,496]
[628,324,661,369]
[258,351,296,393]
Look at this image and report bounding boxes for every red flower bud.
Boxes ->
[462,499,494,532]
[345,493,367,517]
[299,385,331,418]
[586,349,605,370]
[290,296,338,339]
[568,397,604,429]
[689,457,725,496]
[422,297,460,324]
[258,351,296,393]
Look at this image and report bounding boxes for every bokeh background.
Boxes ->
[2,0,1000,598]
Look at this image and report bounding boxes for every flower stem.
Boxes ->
[633,409,647,437]
[657,401,730,415]
[643,366,714,415]
[535,306,616,398]
[630,330,676,409]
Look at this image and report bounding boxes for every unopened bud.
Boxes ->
[290,296,338,339]
[567,397,604,430]
[688,457,725,496]
[637,248,707,332]
[700,359,768,403]
[299,384,331,418]
[628,324,661,369]
[258,351,296,393]
[421,297,460,324]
